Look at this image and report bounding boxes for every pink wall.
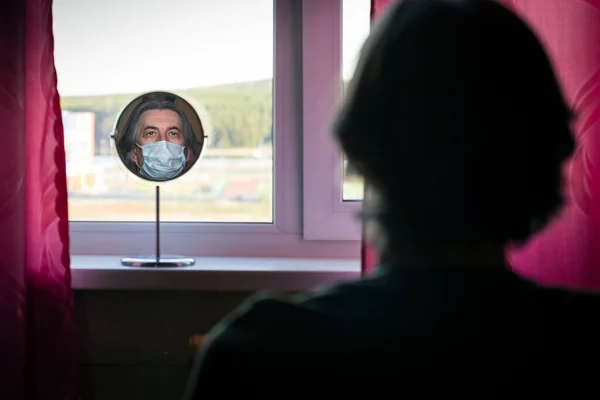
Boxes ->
[363,0,600,286]
[503,0,600,289]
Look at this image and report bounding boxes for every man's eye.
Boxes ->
[169,131,179,136]
[146,131,157,136]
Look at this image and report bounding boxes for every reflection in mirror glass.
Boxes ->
[53,0,273,222]
[113,92,205,183]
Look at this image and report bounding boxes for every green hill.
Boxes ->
[60,79,273,149]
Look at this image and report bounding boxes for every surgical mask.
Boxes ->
[136,141,186,180]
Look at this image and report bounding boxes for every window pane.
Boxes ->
[53,0,273,222]
[342,0,370,201]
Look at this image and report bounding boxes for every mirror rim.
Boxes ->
[111,90,206,183]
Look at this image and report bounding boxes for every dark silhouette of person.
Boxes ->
[183,0,600,396]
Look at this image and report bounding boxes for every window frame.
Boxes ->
[67,0,361,258]
[302,0,363,241]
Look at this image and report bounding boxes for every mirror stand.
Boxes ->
[121,186,195,267]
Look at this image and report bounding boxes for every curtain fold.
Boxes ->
[1,0,79,398]
[503,0,600,290]
[0,0,27,397]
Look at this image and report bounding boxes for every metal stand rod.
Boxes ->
[121,183,194,268]
[156,185,160,262]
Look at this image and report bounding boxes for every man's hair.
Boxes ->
[333,0,575,255]
[117,99,202,176]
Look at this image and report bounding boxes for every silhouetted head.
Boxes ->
[333,0,575,260]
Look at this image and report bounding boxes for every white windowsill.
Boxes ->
[71,255,361,291]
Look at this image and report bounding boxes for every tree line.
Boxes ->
[60,79,273,150]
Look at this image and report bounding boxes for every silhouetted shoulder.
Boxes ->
[183,290,344,398]
[184,268,600,397]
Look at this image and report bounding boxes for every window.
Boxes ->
[54,0,273,223]
[302,0,370,240]
[342,0,371,202]
[55,0,364,257]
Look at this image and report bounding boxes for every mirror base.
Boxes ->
[121,256,195,268]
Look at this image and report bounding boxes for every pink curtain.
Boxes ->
[500,0,600,289]
[370,0,397,20]
[0,0,79,398]
[362,0,600,286]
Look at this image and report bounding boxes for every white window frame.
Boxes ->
[68,0,361,259]
[302,0,363,241]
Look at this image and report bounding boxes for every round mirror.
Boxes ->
[112,91,205,182]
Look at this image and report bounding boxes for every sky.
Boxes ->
[53,0,371,97]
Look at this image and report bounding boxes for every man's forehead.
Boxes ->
[139,109,182,126]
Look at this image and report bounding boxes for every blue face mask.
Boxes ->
[136,141,186,181]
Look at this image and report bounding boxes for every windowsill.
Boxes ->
[71,255,361,291]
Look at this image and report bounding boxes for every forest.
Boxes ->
[60,79,274,150]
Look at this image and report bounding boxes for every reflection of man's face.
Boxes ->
[131,109,190,166]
